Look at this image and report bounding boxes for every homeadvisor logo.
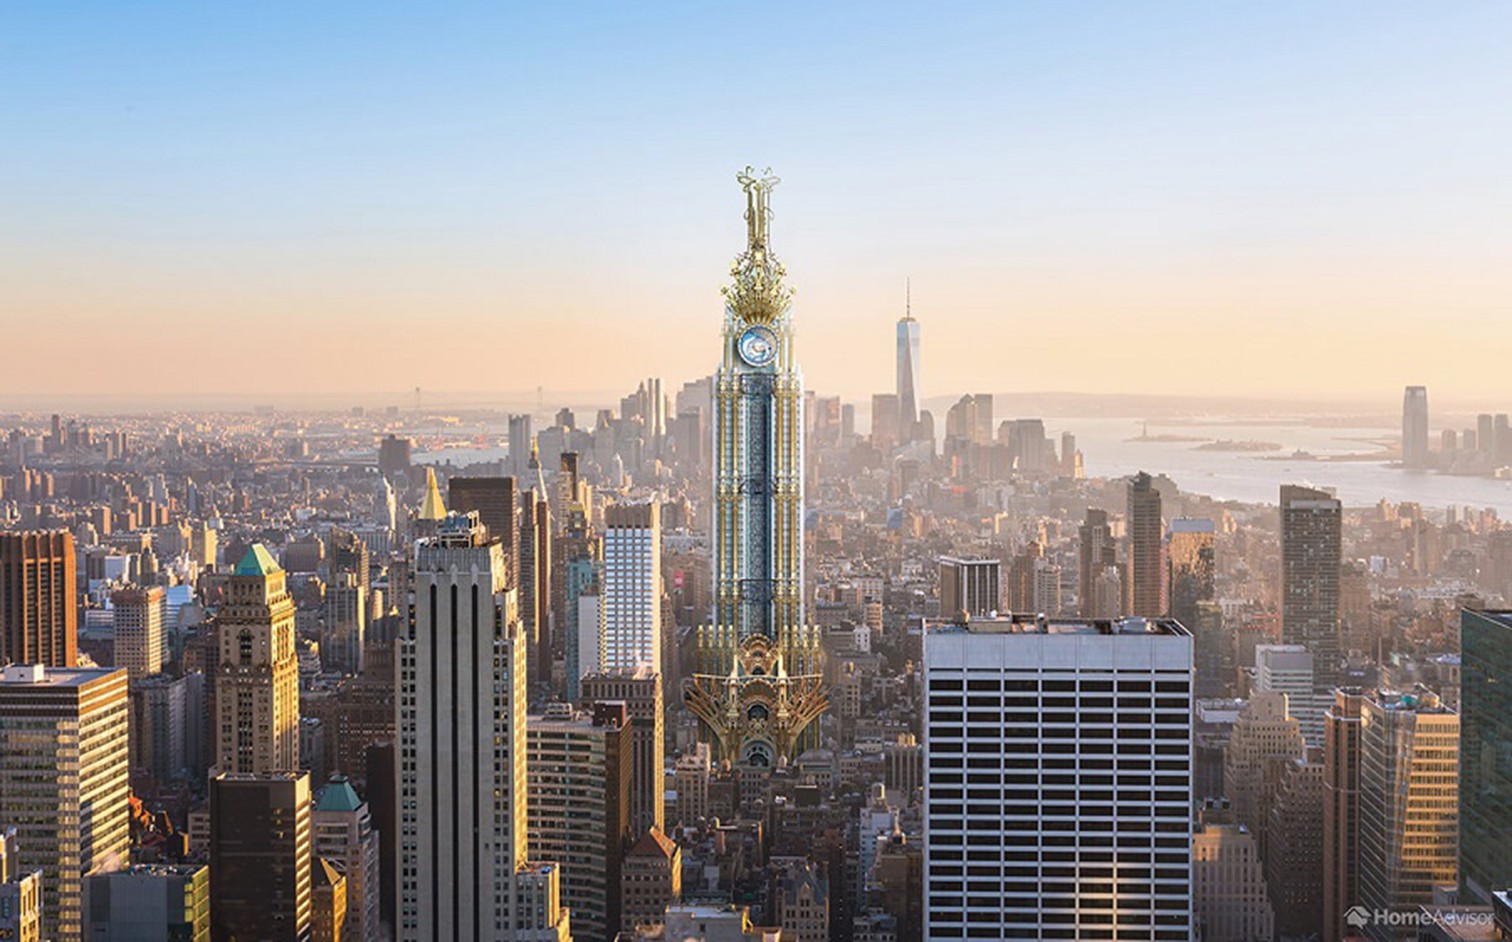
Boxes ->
[1344,905,1493,929]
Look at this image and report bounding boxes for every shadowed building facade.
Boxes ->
[1459,609,1512,904]
[209,772,313,941]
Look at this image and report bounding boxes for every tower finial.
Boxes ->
[737,166,780,251]
[724,166,793,325]
[905,277,912,321]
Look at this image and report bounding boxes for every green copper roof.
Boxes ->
[234,544,280,577]
[315,776,363,813]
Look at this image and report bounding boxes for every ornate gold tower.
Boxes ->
[684,167,828,767]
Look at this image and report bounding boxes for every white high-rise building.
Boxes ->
[602,502,661,672]
[1254,643,1321,745]
[924,615,1194,940]
[575,589,605,690]
[397,513,529,941]
[112,586,166,682]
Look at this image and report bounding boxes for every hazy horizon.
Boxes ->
[1,387,1507,423]
[5,3,1511,403]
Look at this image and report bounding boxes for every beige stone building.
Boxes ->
[1222,689,1306,852]
[620,827,681,933]
[1192,800,1275,942]
[214,544,300,774]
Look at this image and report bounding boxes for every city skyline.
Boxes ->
[5,4,1512,403]
[5,6,1512,940]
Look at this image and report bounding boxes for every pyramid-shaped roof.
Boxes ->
[417,468,447,521]
[315,775,363,813]
[627,826,678,859]
[234,544,279,577]
[313,856,342,888]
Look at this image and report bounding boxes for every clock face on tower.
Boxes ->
[737,325,778,367]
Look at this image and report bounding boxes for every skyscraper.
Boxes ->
[0,664,130,941]
[508,415,532,479]
[130,672,190,784]
[1191,801,1275,942]
[512,864,572,942]
[0,828,43,942]
[0,529,78,666]
[1357,688,1459,942]
[1127,471,1164,616]
[581,666,665,838]
[602,501,661,672]
[870,393,901,452]
[1459,609,1512,903]
[312,858,347,942]
[1402,385,1429,468]
[526,702,631,942]
[620,828,681,935]
[1281,484,1342,726]
[1222,691,1306,849]
[937,556,1000,618]
[923,614,1194,939]
[518,463,553,690]
[215,544,300,775]
[896,286,920,441]
[685,168,827,766]
[1254,643,1322,745]
[112,585,166,682]
[377,434,412,479]
[397,513,528,940]
[313,775,382,942]
[447,476,518,566]
[324,527,370,676]
[1166,519,1215,626]
[1323,687,1365,942]
[209,772,313,942]
[1167,518,1216,693]
[1078,508,1118,618]
[1264,755,1326,939]
[83,864,211,941]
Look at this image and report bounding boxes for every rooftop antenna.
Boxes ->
[903,277,914,321]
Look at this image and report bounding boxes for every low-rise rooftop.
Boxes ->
[925,613,1190,638]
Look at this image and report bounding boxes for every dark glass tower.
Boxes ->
[1460,608,1512,903]
[1281,485,1342,713]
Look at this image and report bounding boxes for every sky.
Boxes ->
[3,2,1511,409]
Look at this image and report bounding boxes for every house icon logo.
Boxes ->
[1345,906,1372,929]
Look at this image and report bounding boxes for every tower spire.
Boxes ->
[904,277,913,321]
[723,167,793,325]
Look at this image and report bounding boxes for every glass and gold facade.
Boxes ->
[685,168,827,766]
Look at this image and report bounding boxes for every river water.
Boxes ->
[1065,417,1511,513]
